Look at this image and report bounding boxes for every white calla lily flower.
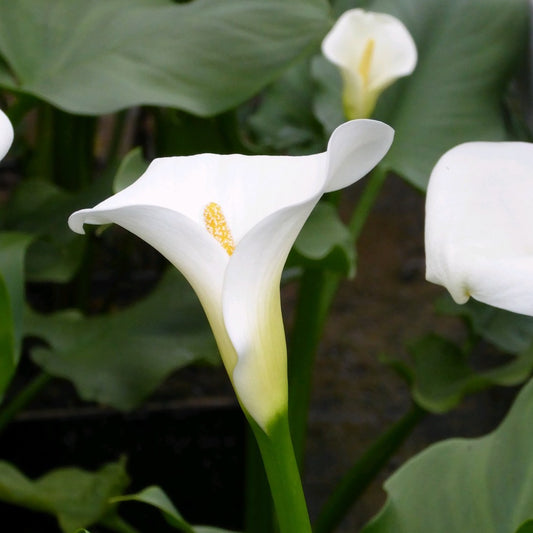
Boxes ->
[0,109,14,160]
[69,119,393,430]
[322,9,417,120]
[425,142,533,317]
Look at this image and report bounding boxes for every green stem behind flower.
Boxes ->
[249,412,312,533]
[313,404,426,533]
[288,165,389,467]
[0,372,52,435]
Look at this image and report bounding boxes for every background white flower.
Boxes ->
[322,8,417,119]
[0,109,13,160]
[425,141,533,316]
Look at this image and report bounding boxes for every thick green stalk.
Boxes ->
[0,372,52,434]
[313,404,426,533]
[250,413,312,533]
[244,427,275,533]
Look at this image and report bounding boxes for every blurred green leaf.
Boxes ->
[3,177,112,283]
[368,0,528,189]
[114,485,239,533]
[0,232,33,398]
[311,55,344,136]
[0,0,330,116]
[361,377,533,533]
[288,202,356,277]
[0,458,129,533]
[113,147,148,194]
[248,60,325,154]
[402,334,533,413]
[516,521,533,533]
[436,296,533,355]
[25,268,219,410]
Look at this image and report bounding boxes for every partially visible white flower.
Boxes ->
[425,142,533,316]
[322,9,417,120]
[69,119,394,431]
[0,109,13,160]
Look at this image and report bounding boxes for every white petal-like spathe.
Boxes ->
[0,109,14,161]
[425,142,533,316]
[324,119,394,191]
[69,118,394,429]
[322,9,417,119]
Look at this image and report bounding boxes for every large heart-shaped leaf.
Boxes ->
[0,458,129,533]
[0,232,33,398]
[25,268,219,410]
[361,377,533,533]
[0,0,330,116]
[369,0,528,189]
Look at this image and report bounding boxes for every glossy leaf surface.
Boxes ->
[0,0,330,116]
[362,378,533,532]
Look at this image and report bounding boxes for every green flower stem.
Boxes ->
[244,428,275,533]
[313,404,426,533]
[250,412,312,533]
[348,165,388,241]
[288,165,389,467]
[30,105,96,190]
[0,372,53,434]
[288,268,339,465]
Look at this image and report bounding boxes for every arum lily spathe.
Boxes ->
[425,142,533,317]
[69,119,393,431]
[322,9,417,120]
[0,109,13,160]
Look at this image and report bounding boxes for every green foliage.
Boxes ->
[437,296,533,355]
[113,148,149,194]
[371,0,528,189]
[516,521,533,533]
[114,485,239,533]
[247,60,325,155]
[0,458,129,533]
[0,0,330,116]
[361,378,533,533]
[0,232,32,398]
[289,202,356,277]
[25,268,219,410]
[2,178,107,282]
[399,334,533,413]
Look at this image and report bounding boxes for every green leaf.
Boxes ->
[361,377,533,533]
[436,296,533,355]
[114,485,239,533]
[3,177,112,283]
[113,147,149,194]
[403,334,533,413]
[288,202,356,277]
[516,521,533,533]
[0,458,129,533]
[25,268,219,410]
[311,55,345,136]
[0,0,330,116]
[0,232,33,398]
[368,0,528,189]
[247,60,325,154]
